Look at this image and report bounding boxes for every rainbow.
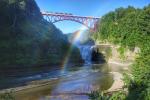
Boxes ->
[60,26,87,73]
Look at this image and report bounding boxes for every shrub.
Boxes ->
[0,92,15,100]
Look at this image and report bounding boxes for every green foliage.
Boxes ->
[89,91,126,100]
[0,0,82,67]
[88,91,109,100]
[0,92,15,100]
[122,73,133,89]
[93,6,146,48]
[117,47,126,60]
[93,4,150,100]
[109,91,126,100]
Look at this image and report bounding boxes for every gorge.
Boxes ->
[0,0,107,92]
[0,0,149,100]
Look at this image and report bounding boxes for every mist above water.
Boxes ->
[73,30,95,65]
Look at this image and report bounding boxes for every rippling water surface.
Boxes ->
[5,64,114,100]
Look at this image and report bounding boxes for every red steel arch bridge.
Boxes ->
[41,11,100,31]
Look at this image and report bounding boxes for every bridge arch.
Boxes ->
[42,12,100,31]
[46,18,91,29]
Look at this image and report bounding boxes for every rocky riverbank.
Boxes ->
[106,63,130,93]
[92,43,134,93]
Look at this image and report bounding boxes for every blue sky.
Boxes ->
[36,0,150,33]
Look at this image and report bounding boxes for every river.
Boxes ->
[14,64,113,100]
[0,42,114,100]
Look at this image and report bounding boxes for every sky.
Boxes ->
[36,0,150,33]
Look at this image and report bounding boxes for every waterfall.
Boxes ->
[71,30,95,65]
[79,45,92,65]
[75,42,93,65]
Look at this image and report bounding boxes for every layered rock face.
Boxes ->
[0,0,83,67]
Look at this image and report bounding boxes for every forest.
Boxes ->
[91,4,150,100]
[0,0,82,67]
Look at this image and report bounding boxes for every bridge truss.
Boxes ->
[41,11,100,31]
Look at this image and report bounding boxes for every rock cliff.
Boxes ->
[0,0,83,67]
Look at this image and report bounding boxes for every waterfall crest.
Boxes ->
[77,45,92,65]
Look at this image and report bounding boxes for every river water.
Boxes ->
[14,64,113,100]
[0,42,114,100]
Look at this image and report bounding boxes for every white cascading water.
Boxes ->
[79,45,92,65]
[72,30,94,65]
[75,42,93,65]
